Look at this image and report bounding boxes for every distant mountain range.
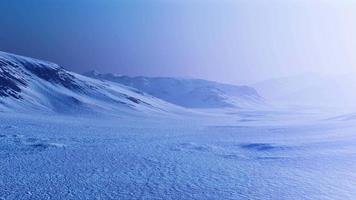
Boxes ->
[0,51,263,115]
[84,71,262,109]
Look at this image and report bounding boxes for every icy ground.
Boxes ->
[1,111,356,200]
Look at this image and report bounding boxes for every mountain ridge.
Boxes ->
[0,51,180,115]
[84,70,263,109]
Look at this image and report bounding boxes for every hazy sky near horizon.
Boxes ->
[1,0,356,84]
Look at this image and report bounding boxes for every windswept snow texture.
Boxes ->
[1,111,356,200]
[84,71,262,108]
[0,52,180,115]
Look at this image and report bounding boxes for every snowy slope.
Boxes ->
[84,71,263,109]
[0,51,181,115]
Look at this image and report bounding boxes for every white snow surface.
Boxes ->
[1,110,356,200]
[1,52,356,199]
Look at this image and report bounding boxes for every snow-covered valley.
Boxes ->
[1,52,356,199]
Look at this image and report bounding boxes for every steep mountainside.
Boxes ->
[0,52,179,115]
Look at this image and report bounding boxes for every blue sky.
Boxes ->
[1,0,356,84]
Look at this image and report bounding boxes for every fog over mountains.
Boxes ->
[253,72,356,111]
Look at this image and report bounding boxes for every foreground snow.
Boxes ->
[1,111,356,200]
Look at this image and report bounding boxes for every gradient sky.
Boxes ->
[1,0,356,84]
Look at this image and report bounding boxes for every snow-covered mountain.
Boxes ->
[84,71,263,109]
[0,51,180,115]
